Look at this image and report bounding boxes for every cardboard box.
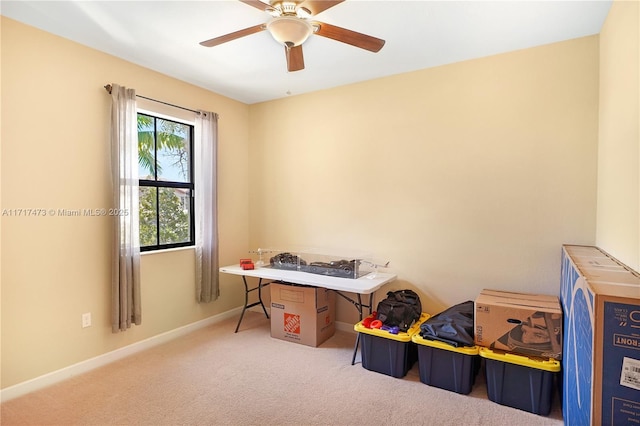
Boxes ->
[270,282,335,347]
[560,245,640,426]
[474,289,563,360]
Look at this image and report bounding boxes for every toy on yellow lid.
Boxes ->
[480,347,560,416]
[412,334,480,395]
[354,312,429,342]
[354,313,430,378]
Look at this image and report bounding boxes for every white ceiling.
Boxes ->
[1,0,612,104]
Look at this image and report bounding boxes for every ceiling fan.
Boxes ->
[199,0,385,72]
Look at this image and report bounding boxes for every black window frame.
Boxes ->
[138,112,195,252]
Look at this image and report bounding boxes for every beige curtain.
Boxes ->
[110,84,142,332]
[195,111,220,303]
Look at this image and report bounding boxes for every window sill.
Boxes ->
[140,246,195,256]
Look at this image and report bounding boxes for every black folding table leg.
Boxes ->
[352,293,371,365]
[235,276,271,333]
[257,278,269,319]
[351,333,361,365]
[235,276,251,333]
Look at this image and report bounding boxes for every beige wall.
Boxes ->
[249,36,600,323]
[1,17,250,388]
[596,0,640,271]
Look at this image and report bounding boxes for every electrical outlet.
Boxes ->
[82,312,92,328]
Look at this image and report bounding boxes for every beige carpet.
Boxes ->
[1,311,564,425]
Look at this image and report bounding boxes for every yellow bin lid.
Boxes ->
[354,313,431,342]
[479,347,561,372]
[411,334,479,355]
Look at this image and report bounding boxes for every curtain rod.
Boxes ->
[104,84,202,115]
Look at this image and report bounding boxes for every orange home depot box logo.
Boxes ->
[284,313,301,334]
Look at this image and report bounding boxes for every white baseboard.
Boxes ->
[335,320,357,333]
[2,306,357,403]
[0,307,242,403]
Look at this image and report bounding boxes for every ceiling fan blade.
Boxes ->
[313,21,385,53]
[238,0,271,12]
[300,1,345,16]
[286,45,305,72]
[200,24,266,47]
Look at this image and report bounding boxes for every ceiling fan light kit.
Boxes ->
[200,0,385,72]
[267,16,313,47]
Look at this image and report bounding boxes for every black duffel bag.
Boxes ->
[376,289,422,332]
[419,300,474,347]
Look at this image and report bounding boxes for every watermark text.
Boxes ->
[2,208,129,217]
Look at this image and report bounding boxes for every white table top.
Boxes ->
[219,264,396,294]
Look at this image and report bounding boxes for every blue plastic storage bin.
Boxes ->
[354,313,429,378]
[412,334,479,394]
[480,347,560,415]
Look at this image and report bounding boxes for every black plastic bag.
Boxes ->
[419,300,474,347]
[376,289,422,332]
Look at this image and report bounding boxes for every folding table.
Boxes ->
[219,264,397,363]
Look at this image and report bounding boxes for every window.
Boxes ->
[137,113,194,251]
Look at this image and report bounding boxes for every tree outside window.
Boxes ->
[138,113,194,251]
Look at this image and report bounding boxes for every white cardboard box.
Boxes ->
[270,282,335,347]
